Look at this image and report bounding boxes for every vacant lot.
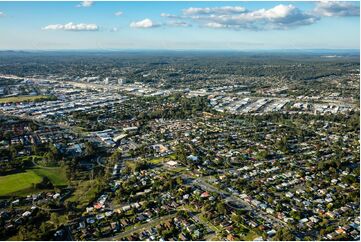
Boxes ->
[66,179,102,209]
[0,95,55,104]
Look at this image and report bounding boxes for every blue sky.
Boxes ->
[0,1,359,50]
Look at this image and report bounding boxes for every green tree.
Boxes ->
[84,142,95,157]
[273,228,295,241]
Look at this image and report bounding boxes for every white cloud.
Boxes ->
[238,4,318,27]
[313,1,359,17]
[204,22,226,29]
[130,19,160,28]
[42,22,99,31]
[151,3,359,31]
[114,11,123,16]
[183,6,247,15]
[166,21,191,27]
[160,13,179,18]
[164,4,319,30]
[0,12,5,17]
[76,0,93,8]
[111,27,119,32]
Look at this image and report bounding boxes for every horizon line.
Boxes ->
[0,48,359,52]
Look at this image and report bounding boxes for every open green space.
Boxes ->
[148,157,164,164]
[0,166,68,196]
[0,95,56,104]
[66,179,102,209]
[0,170,42,196]
[33,167,68,187]
[148,153,177,164]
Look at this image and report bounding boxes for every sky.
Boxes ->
[0,1,359,50]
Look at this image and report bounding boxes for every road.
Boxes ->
[100,213,176,241]
[65,225,75,241]
[191,176,289,229]
[193,176,251,210]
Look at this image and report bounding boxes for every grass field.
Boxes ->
[0,170,42,196]
[67,179,101,209]
[148,157,164,164]
[0,95,55,104]
[148,153,177,164]
[33,167,68,186]
[0,167,68,196]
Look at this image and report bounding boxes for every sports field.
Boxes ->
[0,167,68,196]
[0,170,42,196]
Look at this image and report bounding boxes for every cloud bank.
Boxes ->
[183,6,247,15]
[42,22,99,31]
[160,2,359,31]
[162,4,319,30]
[313,1,359,17]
